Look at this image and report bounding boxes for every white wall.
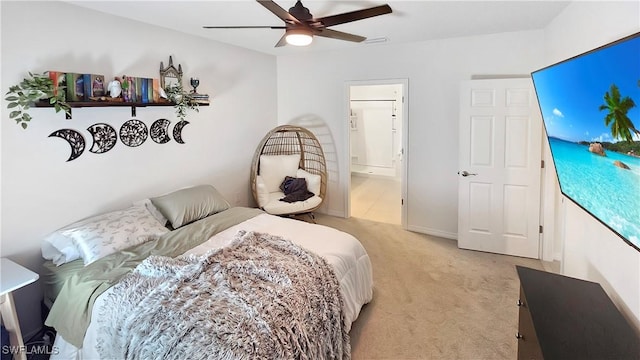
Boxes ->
[350,102,395,168]
[542,1,640,327]
[350,84,403,177]
[1,1,277,336]
[277,30,545,238]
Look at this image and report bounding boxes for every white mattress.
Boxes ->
[52,213,373,360]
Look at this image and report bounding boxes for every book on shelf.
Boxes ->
[191,93,210,104]
[141,78,149,104]
[125,76,137,102]
[152,79,160,103]
[82,74,106,99]
[146,78,153,103]
[91,74,106,97]
[121,77,130,102]
[135,77,143,103]
[48,71,66,98]
[65,73,85,101]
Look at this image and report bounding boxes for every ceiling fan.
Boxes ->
[203,0,392,47]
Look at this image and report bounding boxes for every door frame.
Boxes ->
[343,78,409,229]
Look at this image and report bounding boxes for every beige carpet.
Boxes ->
[312,214,544,360]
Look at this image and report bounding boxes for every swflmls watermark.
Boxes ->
[1,342,59,355]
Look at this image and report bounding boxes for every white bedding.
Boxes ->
[52,213,373,360]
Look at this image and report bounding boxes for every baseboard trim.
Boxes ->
[351,171,399,180]
[327,209,346,218]
[407,225,457,240]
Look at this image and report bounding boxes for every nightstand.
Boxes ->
[1,258,39,360]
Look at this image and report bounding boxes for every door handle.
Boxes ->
[458,170,478,177]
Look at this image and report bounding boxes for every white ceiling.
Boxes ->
[67,0,571,56]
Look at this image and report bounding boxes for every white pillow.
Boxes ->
[297,168,321,196]
[41,233,82,266]
[62,204,169,265]
[259,154,300,193]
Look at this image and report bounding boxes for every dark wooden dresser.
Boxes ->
[516,266,640,359]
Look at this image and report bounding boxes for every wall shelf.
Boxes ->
[34,100,208,119]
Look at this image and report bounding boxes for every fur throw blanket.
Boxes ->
[96,230,350,360]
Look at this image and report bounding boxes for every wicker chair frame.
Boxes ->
[251,125,327,215]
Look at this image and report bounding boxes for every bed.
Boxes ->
[41,185,373,360]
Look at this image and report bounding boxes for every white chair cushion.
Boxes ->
[259,154,300,193]
[255,175,270,208]
[297,168,321,196]
[262,192,323,215]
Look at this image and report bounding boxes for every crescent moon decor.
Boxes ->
[48,129,86,161]
[150,118,172,144]
[119,119,148,147]
[173,120,190,144]
[87,123,117,154]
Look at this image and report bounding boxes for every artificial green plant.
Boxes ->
[5,72,71,129]
[164,82,199,121]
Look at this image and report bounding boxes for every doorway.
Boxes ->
[346,80,408,228]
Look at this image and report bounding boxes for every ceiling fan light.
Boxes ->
[285,29,313,46]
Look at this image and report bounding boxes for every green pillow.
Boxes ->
[150,185,230,229]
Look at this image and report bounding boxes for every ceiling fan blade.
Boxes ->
[203,26,286,29]
[315,4,392,28]
[275,33,288,47]
[257,0,300,25]
[313,28,365,43]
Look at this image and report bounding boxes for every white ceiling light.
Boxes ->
[285,28,313,46]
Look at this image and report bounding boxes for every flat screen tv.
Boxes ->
[532,32,640,251]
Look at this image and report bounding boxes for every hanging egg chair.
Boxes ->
[251,125,327,216]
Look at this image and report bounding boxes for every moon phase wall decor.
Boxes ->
[49,129,86,162]
[87,123,117,154]
[150,119,171,144]
[173,120,190,144]
[48,119,190,161]
[119,119,148,147]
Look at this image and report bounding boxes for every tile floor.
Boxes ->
[350,174,401,225]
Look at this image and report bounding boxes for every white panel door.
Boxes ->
[458,78,542,258]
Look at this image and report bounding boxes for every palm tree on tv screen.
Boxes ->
[599,83,639,142]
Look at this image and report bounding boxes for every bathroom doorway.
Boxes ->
[346,80,407,227]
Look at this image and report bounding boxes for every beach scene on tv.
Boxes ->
[532,34,640,249]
